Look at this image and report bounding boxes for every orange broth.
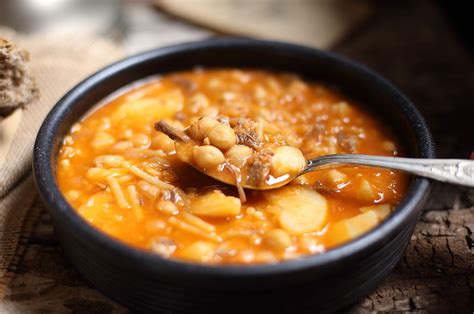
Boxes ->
[57,69,409,264]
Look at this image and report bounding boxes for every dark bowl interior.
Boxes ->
[33,38,434,313]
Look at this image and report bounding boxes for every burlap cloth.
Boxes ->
[0,27,123,295]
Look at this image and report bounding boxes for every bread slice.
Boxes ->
[0,38,38,118]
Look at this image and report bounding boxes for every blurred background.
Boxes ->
[0,0,472,157]
[0,0,471,51]
[0,0,375,53]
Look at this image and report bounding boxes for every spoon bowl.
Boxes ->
[157,120,474,190]
[176,148,474,190]
[246,154,474,190]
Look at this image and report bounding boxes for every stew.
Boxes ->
[57,69,409,264]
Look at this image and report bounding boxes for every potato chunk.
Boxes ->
[78,191,114,220]
[114,89,183,125]
[265,186,327,235]
[91,131,115,150]
[360,204,391,220]
[191,190,241,217]
[323,169,347,186]
[356,178,378,202]
[326,210,379,246]
[94,155,124,168]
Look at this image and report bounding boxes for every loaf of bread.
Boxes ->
[0,37,38,118]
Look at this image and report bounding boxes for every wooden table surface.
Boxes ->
[2,1,473,313]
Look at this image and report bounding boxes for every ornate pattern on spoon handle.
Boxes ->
[425,160,474,186]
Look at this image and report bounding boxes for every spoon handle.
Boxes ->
[305,154,474,188]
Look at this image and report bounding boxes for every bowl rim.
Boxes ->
[33,37,435,278]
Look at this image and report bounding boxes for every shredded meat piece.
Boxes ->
[155,120,190,142]
[336,131,357,153]
[231,118,262,150]
[313,181,339,195]
[246,148,274,186]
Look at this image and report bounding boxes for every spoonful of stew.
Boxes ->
[155,116,474,196]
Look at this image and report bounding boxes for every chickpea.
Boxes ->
[201,106,218,118]
[207,124,237,150]
[94,155,125,168]
[152,133,175,152]
[254,251,277,263]
[264,229,292,251]
[86,167,111,183]
[188,117,219,141]
[225,145,253,167]
[131,133,151,148]
[98,117,112,131]
[193,145,225,170]
[180,241,215,262]
[91,131,115,150]
[122,128,134,139]
[189,93,209,113]
[270,146,306,177]
[113,141,133,152]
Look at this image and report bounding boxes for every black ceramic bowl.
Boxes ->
[33,38,434,313]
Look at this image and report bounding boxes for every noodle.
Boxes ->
[106,175,129,209]
[129,165,174,190]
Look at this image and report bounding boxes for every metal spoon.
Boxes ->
[155,121,474,190]
[300,154,474,187]
[205,154,474,190]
